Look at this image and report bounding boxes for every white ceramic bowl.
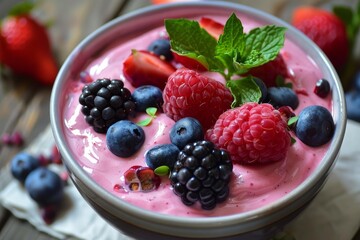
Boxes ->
[50,2,346,239]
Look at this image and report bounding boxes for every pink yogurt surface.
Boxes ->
[62,14,332,217]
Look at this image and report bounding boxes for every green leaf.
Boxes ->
[226,76,262,108]
[291,136,297,145]
[233,25,286,73]
[333,6,356,41]
[154,166,170,176]
[146,107,157,117]
[165,18,219,70]
[8,1,35,16]
[137,117,152,127]
[288,116,299,126]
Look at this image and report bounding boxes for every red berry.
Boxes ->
[206,103,291,164]
[292,7,349,71]
[163,68,233,130]
[123,166,160,192]
[248,54,289,87]
[199,17,224,40]
[123,50,176,89]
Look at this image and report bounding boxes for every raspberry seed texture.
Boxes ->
[206,103,291,164]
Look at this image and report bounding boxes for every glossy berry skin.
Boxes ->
[267,87,299,110]
[132,85,164,112]
[25,167,64,207]
[123,50,176,89]
[79,78,136,133]
[0,14,58,85]
[295,105,334,147]
[253,77,268,103]
[206,103,291,164]
[248,54,289,87]
[170,140,233,210]
[106,120,145,157]
[145,144,179,170]
[292,7,349,70]
[345,91,360,122]
[163,68,233,130]
[314,78,331,98]
[170,117,204,149]
[147,38,173,61]
[10,152,39,183]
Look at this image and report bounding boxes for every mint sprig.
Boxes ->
[165,13,286,107]
[136,107,157,126]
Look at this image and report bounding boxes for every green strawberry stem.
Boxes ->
[8,1,35,16]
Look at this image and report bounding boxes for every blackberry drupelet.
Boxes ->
[170,140,233,210]
[79,78,136,133]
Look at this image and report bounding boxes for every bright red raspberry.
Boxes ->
[206,103,291,164]
[163,68,233,130]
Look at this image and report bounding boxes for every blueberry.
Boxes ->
[10,152,39,183]
[253,77,268,102]
[145,144,180,169]
[132,85,164,112]
[295,105,335,147]
[353,71,360,91]
[147,38,173,61]
[170,117,204,149]
[314,78,331,98]
[345,91,360,122]
[106,120,145,157]
[25,167,64,206]
[267,87,299,109]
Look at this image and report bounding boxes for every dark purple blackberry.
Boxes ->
[79,78,136,133]
[170,140,233,210]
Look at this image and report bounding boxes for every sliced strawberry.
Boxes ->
[123,50,176,89]
[199,17,224,40]
[247,54,289,87]
[173,53,208,71]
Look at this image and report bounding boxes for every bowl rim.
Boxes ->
[50,0,347,231]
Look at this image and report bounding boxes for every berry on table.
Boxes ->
[25,167,64,207]
[147,38,173,61]
[106,120,145,158]
[123,166,160,192]
[123,50,176,89]
[170,117,204,149]
[79,78,136,133]
[132,85,164,112]
[295,105,334,147]
[170,140,233,210]
[314,78,331,98]
[266,86,299,110]
[345,91,360,122]
[10,152,40,183]
[145,144,180,170]
[206,103,291,164]
[163,68,233,130]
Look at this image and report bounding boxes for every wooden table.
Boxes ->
[0,0,359,239]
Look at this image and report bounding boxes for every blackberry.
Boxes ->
[79,78,136,133]
[170,140,233,210]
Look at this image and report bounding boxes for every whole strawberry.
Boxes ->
[206,103,291,164]
[0,2,58,85]
[163,68,233,130]
[292,7,349,71]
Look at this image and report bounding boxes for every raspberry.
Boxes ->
[163,68,233,130]
[206,103,291,164]
[79,78,136,133]
[170,140,233,210]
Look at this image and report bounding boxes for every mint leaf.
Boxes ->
[154,166,170,176]
[233,25,286,73]
[137,118,152,127]
[226,76,261,108]
[333,6,356,41]
[165,19,219,70]
[288,116,298,126]
[146,107,157,117]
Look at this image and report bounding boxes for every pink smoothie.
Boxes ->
[62,14,331,217]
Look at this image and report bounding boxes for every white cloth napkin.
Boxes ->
[1,121,360,240]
